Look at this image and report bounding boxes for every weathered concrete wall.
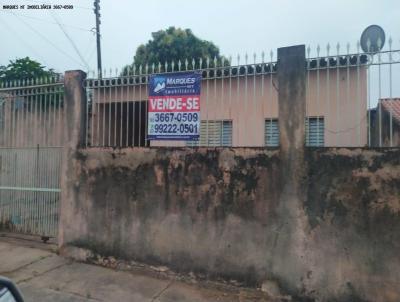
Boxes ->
[59,70,87,245]
[61,147,281,283]
[61,146,400,302]
[304,148,400,302]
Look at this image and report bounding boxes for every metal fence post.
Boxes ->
[59,70,87,247]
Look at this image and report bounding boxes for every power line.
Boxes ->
[82,38,96,60]
[2,10,93,32]
[86,45,97,66]
[83,40,96,61]
[0,17,50,67]
[10,12,86,69]
[50,12,90,70]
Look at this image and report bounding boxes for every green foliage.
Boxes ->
[0,57,57,83]
[122,27,228,74]
[0,58,63,109]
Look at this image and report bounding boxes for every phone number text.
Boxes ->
[149,123,199,134]
[150,112,199,123]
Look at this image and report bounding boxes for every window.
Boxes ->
[187,120,232,147]
[306,117,324,146]
[265,119,279,147]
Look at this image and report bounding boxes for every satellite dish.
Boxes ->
[360,25,385,53]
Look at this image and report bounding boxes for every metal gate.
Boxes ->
[0,78,64,238]
[0,147,62,237]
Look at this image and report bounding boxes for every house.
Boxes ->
[87,55,368,148]
[370,98,400,147]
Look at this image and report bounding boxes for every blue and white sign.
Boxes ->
[148,71,202,140]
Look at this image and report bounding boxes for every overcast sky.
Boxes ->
[1,0,399,74]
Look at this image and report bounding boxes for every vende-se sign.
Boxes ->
[149,97,200,112]
[148,72,202,140]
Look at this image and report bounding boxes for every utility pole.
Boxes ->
[94,0,102,78]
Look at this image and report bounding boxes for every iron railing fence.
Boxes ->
[0,76,64,148]
[85,53,279,148]
[0,77,63,238]
[84,41,400,148]
[1,43,397,149]
[305,40,400,147]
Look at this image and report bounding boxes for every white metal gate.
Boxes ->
[0,78,64,238]
[0,147,62,237]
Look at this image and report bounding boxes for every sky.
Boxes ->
[1,0,399,75]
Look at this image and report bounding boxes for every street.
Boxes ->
[0,235,272,302]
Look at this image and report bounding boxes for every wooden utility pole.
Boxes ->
[94,0,102,78]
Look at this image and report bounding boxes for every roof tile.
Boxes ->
[380,98,400,124]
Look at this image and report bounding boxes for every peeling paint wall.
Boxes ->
[61,146,400,302]
[304,148,400,302]
[64,148,281,285]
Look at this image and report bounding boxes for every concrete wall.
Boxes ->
[304,148,400,302]
[60,147,400,302]
[60,52,397,302]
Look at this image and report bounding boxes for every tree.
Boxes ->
[123,27,227,74]
[0,58,62,108]
[0,57,57,83]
